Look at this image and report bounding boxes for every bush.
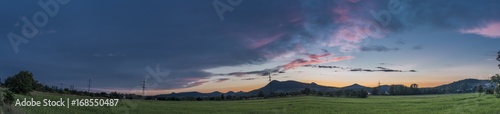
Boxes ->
[4,71,37,95]
[485,89,494,94]
[3,90,15,105]
[496,86,500,98]
[357,89,368,98]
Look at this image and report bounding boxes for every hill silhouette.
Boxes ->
[157,78,492,97]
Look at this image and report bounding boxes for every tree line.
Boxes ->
[154,88,369,101]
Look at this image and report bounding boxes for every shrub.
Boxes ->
[3,90,15,105]
[496,86,500,98]
[357,89,368,98]
[4,71,36,95]
[485,89,494,94]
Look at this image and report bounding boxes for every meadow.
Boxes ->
[1,89,500,114]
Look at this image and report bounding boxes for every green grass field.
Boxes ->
[1,89,500,114]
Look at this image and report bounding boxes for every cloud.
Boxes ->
[391,0,500,33]
[241,78,256,80]
[245,33,286,49]
[412,45,423,50]
[215,78,230,83]
[395,40,406,45]
[182,81,209,88]
[218,52,353,77]
[7,0,498,92]
[303,64,416,72]
[349,67,415,72]
[460,22,500,38]
[282,51,354,70]
[360,45,399,52]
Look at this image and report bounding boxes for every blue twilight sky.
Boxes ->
[1,0,500,95]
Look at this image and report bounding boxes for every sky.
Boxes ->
[1,0,500,95]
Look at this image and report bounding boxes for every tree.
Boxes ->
[477,85,484,96]
[389,85,395,95]
[3,90,15,105]
[4,71,37,95]
[357,89,368,98]
[491,74,500,98]
[371,87,379,95]
[496,86,500,98]
[497,50,500,69]
[492,74,500,84]
[486,89,494,94]
[257,91,265,97]
[302,88,311,95]
[410,84,420,95]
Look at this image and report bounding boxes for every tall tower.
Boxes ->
[378,81,381,87]
[88,78,91,92]
[268,73,271,82]
[267,69,272,82]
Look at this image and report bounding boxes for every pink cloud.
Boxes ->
[283,52,354,70]
[260,44,306,59]
[247,33,285,49]
[460,22,500,38]
[308,53,332,60]
[326,5,383,53]
[332,8,350,23]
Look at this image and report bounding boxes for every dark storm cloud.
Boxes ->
[2,0,356,90]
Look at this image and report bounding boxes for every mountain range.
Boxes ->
[156,78,492,98]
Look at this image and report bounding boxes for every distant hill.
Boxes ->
[435,78,490,88]
[434,78,493,92]
[245,80,339,95]
[342,83,371,90]
[156,78,493,97]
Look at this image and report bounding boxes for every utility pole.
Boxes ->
[142,78,146,96]
[268,73,271,82]
[60,83,63,90]
[266,69,272,82]
[88,79,91,93]
[378,81,381,87]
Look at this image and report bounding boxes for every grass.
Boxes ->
[1,88,500,114]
